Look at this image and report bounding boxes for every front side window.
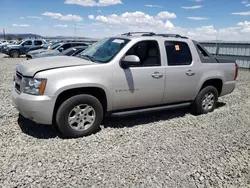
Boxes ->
[125,40,161,67]
[165,41,192,66]
[23,40,32,45]
[78,37,130,63]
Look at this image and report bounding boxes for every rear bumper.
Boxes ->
[11,88,55,125]
[220,81,236,96]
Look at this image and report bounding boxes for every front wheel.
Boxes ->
[56,94,103,138]
[192,86,218,115]
[10,50,20,58]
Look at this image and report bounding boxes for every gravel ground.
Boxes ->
[0,53,249,188]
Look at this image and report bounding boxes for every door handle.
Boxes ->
[152,72,163,79]
[186,70,195,76]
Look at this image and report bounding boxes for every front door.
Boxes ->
[112,40,165,110]
[22,40,33,53]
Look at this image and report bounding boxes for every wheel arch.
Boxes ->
[199,78,223,96]
[52,87,108,125]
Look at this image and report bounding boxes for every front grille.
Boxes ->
[15,71,22,93]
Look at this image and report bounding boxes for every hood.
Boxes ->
[6,44,20,48]
[28,49,49,55]
[17,56,95,77]
[32,50,59,58]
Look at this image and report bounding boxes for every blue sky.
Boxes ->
[1,0,250,40]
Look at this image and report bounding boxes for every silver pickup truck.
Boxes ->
[12,32,238,138]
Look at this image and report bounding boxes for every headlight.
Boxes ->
[23,78,47,95]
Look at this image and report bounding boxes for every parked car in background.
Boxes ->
[26,41,62,57]
[0,41,11,52]
[1,39,47,58]
[12,32,238,138]
[57,46,88,57]
[26,42,53,53]
[26,41,89,59]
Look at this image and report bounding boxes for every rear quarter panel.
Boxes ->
[196,62,236,97]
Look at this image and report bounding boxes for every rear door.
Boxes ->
[34,40,43,47]
[112,40,165,110]
[163,40,200,103]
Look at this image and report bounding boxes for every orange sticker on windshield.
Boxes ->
[175,45,180,51]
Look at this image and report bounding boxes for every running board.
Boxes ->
[111,102,191,117]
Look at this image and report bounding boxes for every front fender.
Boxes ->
[48,78,112,111]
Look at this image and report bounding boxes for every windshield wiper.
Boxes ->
[81,55,96,62]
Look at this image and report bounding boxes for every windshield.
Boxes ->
[16,41,23,45]
[42,43,51,49]
[78,37,130,63]
[50,42,62,50]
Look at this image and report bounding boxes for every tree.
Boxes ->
[7,36,12,41]
[17,36,23,41]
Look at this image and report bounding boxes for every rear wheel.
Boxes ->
[192,86,218,115]
[10,50,20,58]
[56,94,103,138]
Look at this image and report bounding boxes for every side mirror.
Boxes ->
[21,43,24,46]
[58,47,64,52]
[120,55,140,69]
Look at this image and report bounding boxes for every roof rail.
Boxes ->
[121,32,156,36]
[155,34,188,39]
[120,32,188,39]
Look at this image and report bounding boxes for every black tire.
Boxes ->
[192,86,218,115]
[56,94,103,138]
[10,50,20,58]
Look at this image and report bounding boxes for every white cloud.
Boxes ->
[42,12,83,21]
[12,24,30,27]
[193,0,202,2]
[182,5,203,9]
[27,16,43,20]
[245,4,250,6]
[54,24,68,28]
[237,21,250,26]
[242,0,248,4]
[88,15,95,20]
[187,17,208,20]
[157,11,177,19]
[232,11,250,16]
[97,10,102,12]
[20,16,42,20]
[236,21,250,33]
[165,20,174,29]
[145,4,162,8]
[64,0,122,7]
[95,11,175,30]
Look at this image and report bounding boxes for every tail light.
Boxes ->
[234,63,238,80]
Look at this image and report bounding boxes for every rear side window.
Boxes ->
[165,41,192,66]
[197,44,209,57]
[34,40,43,46]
